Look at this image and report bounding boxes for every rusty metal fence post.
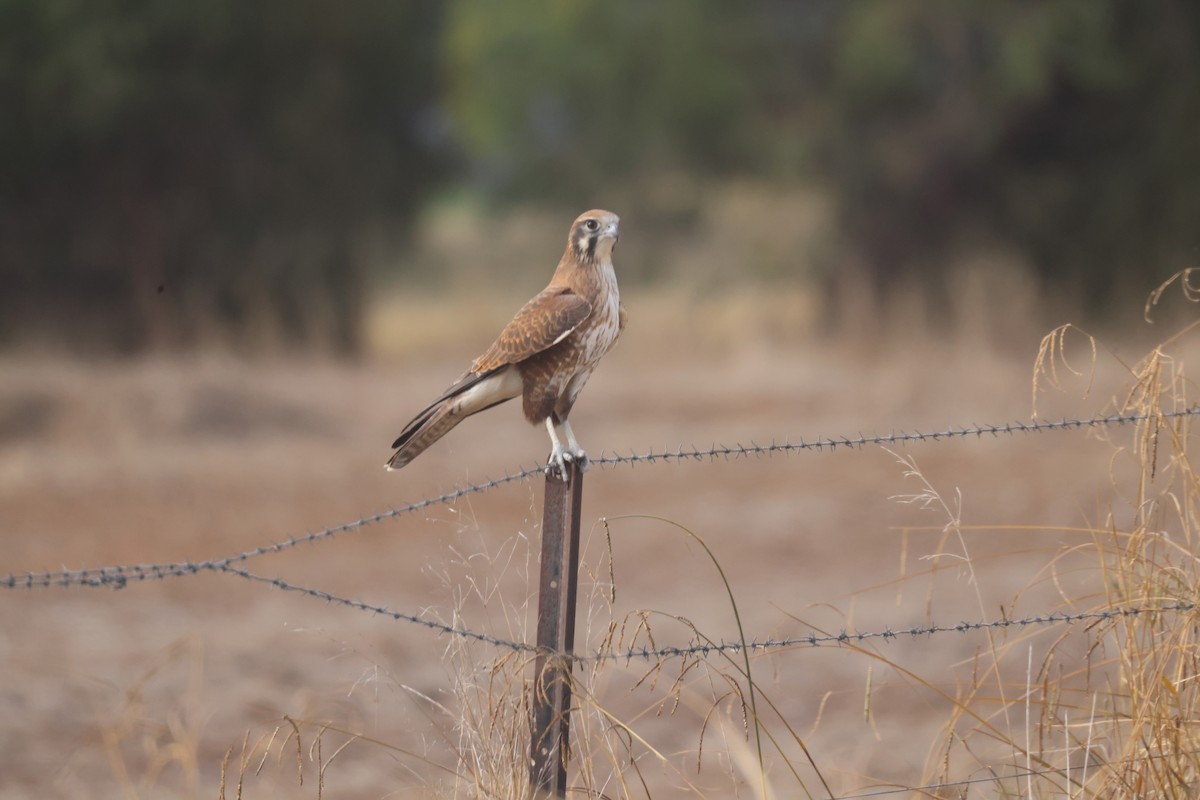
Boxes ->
[529,460,585,797]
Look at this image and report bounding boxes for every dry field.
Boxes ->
[2,285,1199,798]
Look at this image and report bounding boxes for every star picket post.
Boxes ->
[529,460,585,796]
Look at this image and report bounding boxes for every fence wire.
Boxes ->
[214,564,540,652]
[584,600,1198,662]
[16,552,1189,663]
[0,465,546,591]
[3,405,1198,661]
[4,406,1195,596]
[591,406,1198,467]
[195,569,1200,662]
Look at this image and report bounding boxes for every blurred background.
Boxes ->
[5,2,1200,797]
[4,0,1199,355]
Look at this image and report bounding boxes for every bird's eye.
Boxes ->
[584,219,599,232]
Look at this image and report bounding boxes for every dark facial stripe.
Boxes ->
[574,226,597,261]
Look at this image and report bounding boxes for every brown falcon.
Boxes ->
[386,209,625,475]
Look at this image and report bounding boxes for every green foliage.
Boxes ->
[443,0,764,196]
[0,0,444,352]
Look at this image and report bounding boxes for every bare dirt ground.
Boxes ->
[0,294,1183,799]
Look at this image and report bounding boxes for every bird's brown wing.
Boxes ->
[470,287,592,374]
[389,288,589,454]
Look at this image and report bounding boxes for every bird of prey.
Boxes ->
[386,209,625,476]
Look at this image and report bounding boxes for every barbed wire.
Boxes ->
[582,600,1198,662]
[9,554,1191,797]
[0,464,546,591]
[591,406,1199,467]
[4,406,1194,595]
[214,564,540,653]
[48,557,1186,662]
[211,567,1195,662]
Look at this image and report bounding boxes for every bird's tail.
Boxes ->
[386,401,464,470]
[385,366,522,471]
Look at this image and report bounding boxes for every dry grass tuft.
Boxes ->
[903,272,1200,797]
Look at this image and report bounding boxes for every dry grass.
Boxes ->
[5,259,1200,797]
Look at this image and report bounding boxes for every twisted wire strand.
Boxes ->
[5,406,1193,593]
[591,407,1199,466]
[219,569,1196,662]
[60,558,1189,662]
[581,600,1198,662]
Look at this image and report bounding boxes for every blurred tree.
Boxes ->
[815,0,1200,318]
[0,0,444,353]
[443,0,765,196]
[443,0,1200,319]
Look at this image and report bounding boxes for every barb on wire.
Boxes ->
[3,406,1196,593]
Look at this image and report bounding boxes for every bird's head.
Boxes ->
[570,209,620,264]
